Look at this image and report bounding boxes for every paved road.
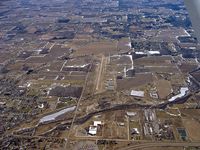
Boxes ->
[117,142,200,150]
[65,60,93,148]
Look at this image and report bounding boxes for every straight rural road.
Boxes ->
[116,142,200,150]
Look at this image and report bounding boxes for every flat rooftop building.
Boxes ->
[131,90,145,97]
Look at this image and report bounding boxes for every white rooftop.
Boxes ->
[39,106,76,123]
[89,126,97,135]
[168,87,189,102]
[135,52,146,55]
[133,128,140,134]
[126,112,137,116]
[148,51,160,55]
[131,90,144,97]
[94,121,102,126]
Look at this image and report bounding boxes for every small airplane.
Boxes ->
[184,0,200,42]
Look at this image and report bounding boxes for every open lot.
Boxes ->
[145,66,179,74]
[134,56,173,67]
[155,79,172,99]
[117,73,153,91]
[70,39,119,56]
[146,28,190,42]
[1,0,200,149]
[0,52,14,64]
[142,147,184,150]
[182,118,200,141]
[25,44,70,64]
